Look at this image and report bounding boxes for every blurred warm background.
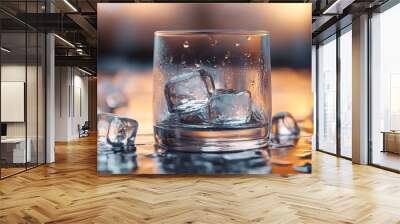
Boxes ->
[97,3,312,136]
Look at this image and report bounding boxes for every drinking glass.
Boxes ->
[153,30,271,152]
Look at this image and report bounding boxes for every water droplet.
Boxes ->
[183,41,189,48]
[224,51,231,59]
[210,39,218,47]
[195,63,200,68]
[247,36,252,41]
[234,43,240,47]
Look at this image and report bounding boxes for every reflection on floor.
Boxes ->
[0,167,25,177]
[0,162,42,178]
[373,150,400,171]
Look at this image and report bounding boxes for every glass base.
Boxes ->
[154,125,270,152]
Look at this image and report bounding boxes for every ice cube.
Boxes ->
[165,69,215,114]
[209,89,252,125]
[271,112,300,138]
[97,113,115,145]
[178,104,209,124]
[293,162,312,173]
[107,116,138,147]
[106,90,128,110]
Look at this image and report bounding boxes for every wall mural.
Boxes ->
[97,3,312,175]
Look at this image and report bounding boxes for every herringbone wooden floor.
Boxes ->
[1,135,400,224]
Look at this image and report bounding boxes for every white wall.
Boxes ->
[1,65,26,128]
[1,65,26,140]
[54,67,89,141]
[55,67,69,141]
[1,63,46,163]
[1,65,35,138]
[72,73,89,138]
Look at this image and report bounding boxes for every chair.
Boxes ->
[78,121,90,138]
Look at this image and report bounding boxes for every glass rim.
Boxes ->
[155,29,269,36]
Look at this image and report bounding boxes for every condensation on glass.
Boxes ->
[153,30,272,152]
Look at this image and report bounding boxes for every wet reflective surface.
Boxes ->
[98,135,312,175]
